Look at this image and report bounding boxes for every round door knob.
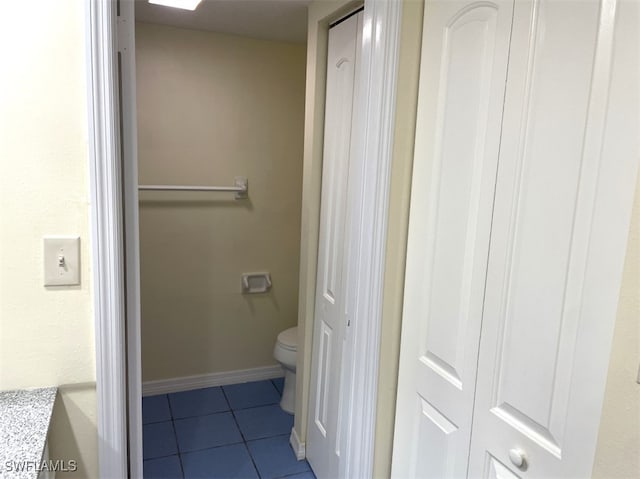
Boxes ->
[508,448,527,468]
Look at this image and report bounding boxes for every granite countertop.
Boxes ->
[0,387,57,479]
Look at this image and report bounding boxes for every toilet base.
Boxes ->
[280,369,296,414]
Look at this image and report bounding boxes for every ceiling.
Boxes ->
[135,0,310,44]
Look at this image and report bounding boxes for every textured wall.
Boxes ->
[0,0,97,476]
[136,23,306,382]
[593,175,640,479]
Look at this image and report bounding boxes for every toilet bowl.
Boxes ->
[273,326,297,414]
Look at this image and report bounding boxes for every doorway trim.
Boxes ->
[87,0,402,476]
[299,0,403,477]
[338,0,402,477]
[86,0,143,477]
[86,1,128,477]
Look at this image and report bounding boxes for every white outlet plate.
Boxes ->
[44,237,80,286]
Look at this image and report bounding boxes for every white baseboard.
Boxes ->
[142,365,284,396]
[289,427,306,460]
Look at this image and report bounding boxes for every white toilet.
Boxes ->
[273,326,298,414]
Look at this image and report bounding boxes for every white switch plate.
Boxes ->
[44,237,80,286]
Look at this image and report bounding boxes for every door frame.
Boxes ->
[298,0,402,476]
[86,0,402,477]
[86,0,142,477]
[335,1,402,476]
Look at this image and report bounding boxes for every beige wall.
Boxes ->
[593,175,640,479]
[0,0,97,477]
[135,23,306,382]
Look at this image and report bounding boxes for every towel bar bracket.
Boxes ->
[234,176,248,200]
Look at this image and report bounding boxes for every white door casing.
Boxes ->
[118,1,144,477]
[391,0,514,477]
[86,0,142,476]
[307,11,363,479]
[467,0,640,477]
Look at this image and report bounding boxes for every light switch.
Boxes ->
[44,237,80,286]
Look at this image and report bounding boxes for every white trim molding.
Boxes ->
[142,366,285,396]
[116,1,145,476]
[290,427,306,461]
[85,1,128,478]
[339,0,403,478]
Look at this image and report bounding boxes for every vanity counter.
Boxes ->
[0,387,57,479]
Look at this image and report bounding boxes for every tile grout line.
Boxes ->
[170,440,247,456]
[225,380,282,413]
[146,433,293,459]
[270,378,284,396]
[221,385,263,479]
[275,472,314,479]
[170,400,281,422]
[142,418,176,426]
[166,394,187,479]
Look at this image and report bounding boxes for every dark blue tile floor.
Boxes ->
[142,378,315,479]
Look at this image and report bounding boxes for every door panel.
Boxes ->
[307,12,362,479]
[482,0,601,449]
[485,455,521,479]
[391,1,514,477]
[415,396,460,479]
[468,0,640,477]
[425,4,503,389]
[314,321,332,436]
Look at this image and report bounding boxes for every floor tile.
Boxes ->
[143,421,178,460]
[168,387,229,419]
[143,455,183,478]
[174,412,243,452]
[280,472,317,479]
[223,380,281,410]
[143,395,171,424]
[234,405,293,440]
[181,443,259,479]
[271,377,285,396]
[247,435,310,479]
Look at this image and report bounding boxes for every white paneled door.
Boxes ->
[307,11,363,479]
[391,0,515,477]
[393,0,639,478]
[467,0,639,477]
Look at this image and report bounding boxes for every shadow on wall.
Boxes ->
[139,196,254,212]
[243,287,281,315]
[48,383,98,478]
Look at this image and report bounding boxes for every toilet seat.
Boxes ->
[276,327,297,351]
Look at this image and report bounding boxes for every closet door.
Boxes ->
[307,11,362,479]
[391,1,514,477]
[468,0,640,477]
